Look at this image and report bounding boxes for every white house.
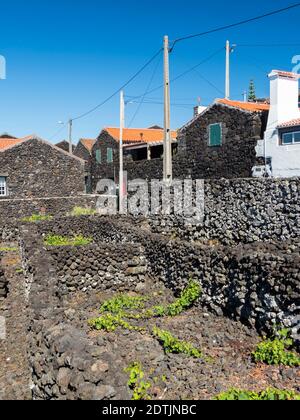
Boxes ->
[256,70,300,178]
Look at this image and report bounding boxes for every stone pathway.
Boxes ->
[0,245,31,400]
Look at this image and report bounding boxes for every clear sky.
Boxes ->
[0,0,300,144]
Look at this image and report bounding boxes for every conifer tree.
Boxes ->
[248,80,256,102]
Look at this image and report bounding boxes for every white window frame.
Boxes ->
[0,176,7,197]
[282,131,300,145]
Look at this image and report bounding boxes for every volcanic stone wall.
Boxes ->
[49,243,148,296]
[0,195,100,225]
[30,216,300,337]
[0,264,8,299]
[177,103,266,179]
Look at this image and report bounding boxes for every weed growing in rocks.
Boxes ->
[152,327,203,359]
[69,207,97,217]
[252,329,300,367]
[0,246,18,252]
[100,294,148,314]
[124,362,152,401]
[89,313,145,333]
[22,214,53,223]
[215,388,300,401]
[44,234,93,247]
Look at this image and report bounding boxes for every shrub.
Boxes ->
[69,207,96,217]
[124,362,152,401]
[0,246,18,252]
[215,388,300,401]
[152,280,202,317]
[153,327,203,358]
[100,294,148,314]
[88,313,144,333]
[22,214,53,223]
[44,234,93,247]
[252,329,300,367]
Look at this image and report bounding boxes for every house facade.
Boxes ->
[177,99,269,179]
[74,138,95,162]
[91,127,177,189]
[256,70,300,178]
[0,136,86,199]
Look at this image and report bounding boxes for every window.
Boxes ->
[0,177,7,197]
[96,150,101,164]
[209,123,222,147]
[107,148,113,163]
[282,131,300,145]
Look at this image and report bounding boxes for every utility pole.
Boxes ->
[243,91,247,102]
[225,41,236,100]
[119,90,125,213]
[225,40,230,100]
[163,35,172,182]
[68,119,73,154]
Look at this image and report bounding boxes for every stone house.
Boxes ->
[177,98,269,179]
[74,138,95,162]
[0,135,86,199]
[91,127,177,189]
[55,140,75,154]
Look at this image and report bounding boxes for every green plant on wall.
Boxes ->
[44,234,93,247]
[69,207,96,217]
[252,329,300,367]
[22,214,53,223]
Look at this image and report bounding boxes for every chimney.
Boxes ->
[267,70,300,130]
[193,105,207,117]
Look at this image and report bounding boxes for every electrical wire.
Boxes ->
[128,54,162,127]
[49,123,66,141]
[170,3,300,51]
[128,48,224,101]
[72,48,162,121]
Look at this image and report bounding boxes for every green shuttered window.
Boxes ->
[96,150,101,164]
[107,148,113,163]
[209,123,222,147]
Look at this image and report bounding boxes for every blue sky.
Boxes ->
[0,0,300,143]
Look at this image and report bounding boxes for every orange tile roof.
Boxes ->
[278,118,300,128]
[104,127,177,144]
[0,135,32,151]
[80,138,95,152]
[217,99,270,112]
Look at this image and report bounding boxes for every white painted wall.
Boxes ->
[262,70,300,178]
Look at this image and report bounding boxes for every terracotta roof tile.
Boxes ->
[0,135,32,151]
[80,138,96,152]
[270,70,300,79]
[278,118,300,128]
[217,99,270,112]
[104,127,177,144]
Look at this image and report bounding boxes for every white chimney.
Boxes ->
[267,70,300,130]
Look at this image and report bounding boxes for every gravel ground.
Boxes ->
[59,289,300,400]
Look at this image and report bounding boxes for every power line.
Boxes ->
[72,48,162,121]
[128,53,161,127]
[128,48,224,101]
[49,123,66,141]
[170,3,300,51]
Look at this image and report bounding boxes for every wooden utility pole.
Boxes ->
[163,35,172,182]
[119,90,125,213]
[68,119,73,154]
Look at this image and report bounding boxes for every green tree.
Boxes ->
[248,79,256,102]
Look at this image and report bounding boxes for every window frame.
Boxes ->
[0,176,7,197]
[107,148,113,164]
[95,149,102,164]
[208,123,223,147]
[281,130,300,145]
